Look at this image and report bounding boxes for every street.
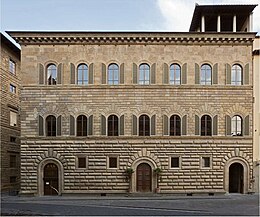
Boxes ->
[1,194,259,216]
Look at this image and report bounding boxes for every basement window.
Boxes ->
[77,157,87,169]
[108,157,118,169]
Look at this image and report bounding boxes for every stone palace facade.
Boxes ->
[8,4,258,196]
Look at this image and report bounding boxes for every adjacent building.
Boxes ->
[0,33,21,195]
[8,4,257,196]
[253,36,260,193]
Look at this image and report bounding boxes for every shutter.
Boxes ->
[226,115,231,135]
[163,115,169,135]
[213,63,218,84]
[182,63,187,84]
[88,115,93,135]
[182,115,187,135]
[226,63,231,84]
[57,63,62,84]
[39,115,44,136]
[39,63,44,84]
[120,63,124,84]
[244,115,250,136]
[195,115,200,135]
[213,115,218,135]
[69,115,75,136]
[70,63,75,84]
[101,115,106,135]
[132,115,137,135]
[163,63,169,84]
[89,63,94,84]
[195,63,200,84]
[244,63,249,85]
[151,63,156,84]
[151,115,156,135]
[101,63,106,84]
[133,63,138,84]
[119,115,124,135]
[57,115,62,136]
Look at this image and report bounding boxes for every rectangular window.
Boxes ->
[171,157,180,168]
[202,157,211,168]
[9,59,16,74]
[10,155,17,168]
[78,157,87,168]
[10,136,16,143]
[108,157,117,168]
[10,84,16,94]
[10,176,17,183]
[10,111,17,127]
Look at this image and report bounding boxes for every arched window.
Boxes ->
[231,64,242,85]
[200,64,212,85]
[139,115,150,136]
[47,64,57,85]
[46,115,56,136]
[77,115,87,136]
[108,115,118,136]
[170,64,181,85]
[108,64,119,85]
[77,64,88,85]
[201,115,212,136]
[139,64,150,85]
[170,115,181,136]
[231,115,242,136]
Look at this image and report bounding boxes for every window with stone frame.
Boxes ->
[139,63,150,85]
[77,64,88,85]
[10,84,16,94]
[107,115,119,136]
[231,64,242,85]
[10,111,17,127]
[201,157,211,168]
[10,136,16,143]
[170,115,181,136]
[77,115,87,136]
[108,63,119,85]
[108,157,118,168]
[170,64,181,85]
[9,154,17,168]
[200,64,212,85]
[139,115,150,136]
[231,115,242,136]
[46,115,56,136]
[47,64,57,85]
[201,115,212,136]
[170,157,180,168]
[9,59,16,74]
[77,157,87,168]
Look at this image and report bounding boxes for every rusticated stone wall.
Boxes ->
[16,33,254,195]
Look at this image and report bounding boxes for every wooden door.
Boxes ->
[44,163,58,195]
[137,163,152,192]
[229,163,244,193]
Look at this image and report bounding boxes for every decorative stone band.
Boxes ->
[7,32,256,45]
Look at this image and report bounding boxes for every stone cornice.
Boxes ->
[7,31,256,46]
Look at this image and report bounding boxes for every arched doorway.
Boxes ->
[229,163,244,193]
[43,163,59,195]
[136,163,152,192]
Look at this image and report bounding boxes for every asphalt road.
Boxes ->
[1,194,259,216]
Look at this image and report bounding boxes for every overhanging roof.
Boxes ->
[189,4,257,31]
[1,33,20,55]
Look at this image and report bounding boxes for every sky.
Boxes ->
[1,0,260,45]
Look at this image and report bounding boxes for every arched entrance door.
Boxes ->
[43,163,58,195]
[136,163,152,192]
[229,163,244,193]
